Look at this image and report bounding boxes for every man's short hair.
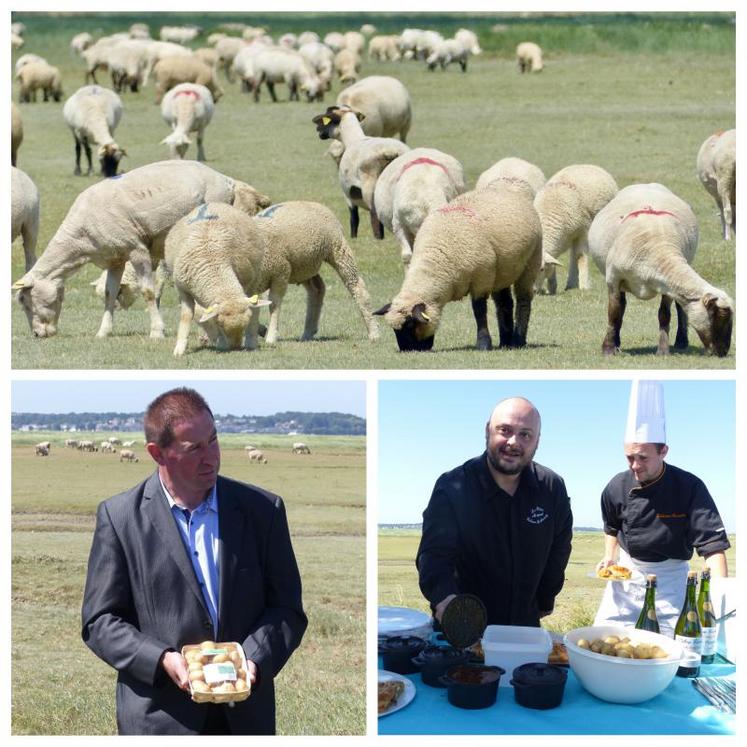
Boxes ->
[144,388,214,448]
[652,443,667,454]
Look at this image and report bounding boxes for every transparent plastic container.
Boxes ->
[481,625,552,687]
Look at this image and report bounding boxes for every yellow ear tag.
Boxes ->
[205,305,215,314]
[321,116,331,125]
[247,295,259,304]
[421,312,430,322]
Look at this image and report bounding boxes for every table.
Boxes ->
[378,657,736,735]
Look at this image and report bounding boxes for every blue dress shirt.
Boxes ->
[161,478,220,635]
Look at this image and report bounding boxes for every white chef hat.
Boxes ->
[624,380,666,443]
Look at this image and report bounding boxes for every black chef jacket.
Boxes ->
[601,462,731,562]
[416,453,573,627]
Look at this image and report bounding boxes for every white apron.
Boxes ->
[593,548,689,638]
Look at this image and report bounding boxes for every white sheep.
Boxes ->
[11,166,40,272]
[153,56,224,104]
[207,32,228,46]
[15,53,47,76]
[12,160,271,340]
[81,34,131,84]
[516,42,544,73]
[70,32,94,55]
[106,39,150,93]
[122,440,137,447]
[11,32,24,50]
[108,437,122,445]
[696,128,736,241]
[90,262,169,311]
[35,444,50,456]
[476,157,546,196]
[65,438,79,448]
[374,182,542,352]
[343,31,366,56]
[246,448,267,463]
[11,22,26,37]
[426,38,471,72]
[324,32,346,52]
[455,28,482,56]
[62,85,125,177]
[367,35,401,62]
[372,147,467,265]
[334,47,361,86]
[327,76,412,166]
[11,102,23,166]
[533,164,618,294]
[251,48,322,103]
[360,24,377,36]
[278,33,298,49]
[298,41,334,91]
[100,440,116,453]
[292,442,311,454]
[297,31,320,46]
[163,202,270,356]
[16,60,63,103]
[160,26,201,45]
[588,182,734,357]
[312,104,410,239]
[215,36,247,82]
[129,23,151,40]
[250,200,380,345]
[141,40,194,87]
[160,83,215,161]
[119,449,139,462]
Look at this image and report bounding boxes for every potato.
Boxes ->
[200,640,217,650]
[191,680,211,693]
[213,682,236,694]
[633,644,652,659]
[615,649,633,658]
[234,678,248,691]
[590,639,604,653]
[229,651,242,667]
[603,636,620,645]
[237,667,247,679]
[189,670,206,682]
[212,653,229,664]
[651,646,669,659]
[188,662,204,673]
[576,639,590,650]
[600,643,616,656]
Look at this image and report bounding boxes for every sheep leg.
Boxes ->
[370,209,385,240]
[173,293,195,357]
[719,187,733,241]
[572,236,590,290]
[656,295,672,356]
[301,274,325,340]
[546,263,558,295]
[129,249,165,339]
[470,296,493,350]
[565,242,580,290]
[393,221,414,265]
[96,265,125,338]
[266,79,278,103]
[21,223,37,272]
[196,130,206,162]
[603,287,626,355]
[264,282,287,345]
[244,306,262,350]
[74,138,83,175]
[253,74,264,102]
[511,282,533,348]
[673,301,689,350]
[83,141,94,176]
[492,287,516,347]
[349,206,360,238]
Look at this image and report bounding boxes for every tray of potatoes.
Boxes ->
[182,640,251,704]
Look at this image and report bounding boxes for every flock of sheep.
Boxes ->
[10,18,736,359]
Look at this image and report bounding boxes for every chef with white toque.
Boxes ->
[594,380,730,637]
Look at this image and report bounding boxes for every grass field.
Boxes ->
[10,12,735,369]
[379,528,737,633]
[11,432,365,735]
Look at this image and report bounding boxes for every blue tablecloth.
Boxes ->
[378,657,736,735]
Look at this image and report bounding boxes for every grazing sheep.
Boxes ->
[328,76,412,166]
[15,53,47,76]
[35,444,50,456]
[153,56,224,104]
[231,41,269,92]
[334,47,361,86]
[343,31,366,56]
[251,48,322,103]
[372,147,467,265]
[455,28,482,56]
[324,32,346,52]
[476,157,546,196]
[78,440,98,452]
[12,160,271,339]
[297,31,320,46]
[214,36,247,82]
[108,437,122,445]
[696,128,736,241]
[106,39,150,92]
[122,440,137,447]
[251,200,380,345]
[299,41,334,91]
[360,24,377,36]
[588,182,734,357]
[246,448,267,463]
[533,164,618,294]
[81,34,131,84]
[70,32,94,55]
[207,33,227,46]
[374,182,542,352]
[312,104,410,238]
[516,42,544,73]
[11,166,40,272]
[163,202,270,356]
[367,35,401,62]
[160,26,201,45]
[292,442,311,454]
[398,28,424,59]
[11,32,24,50]
[62,85,126,177]
[16,61,63,103]
[160,83,215,161]
[11,22,26,37]
[426,38,471,72]
[65,438,79,448]
[119,449,139,462]
[11,102,23,166]
[141,40,194,87]
[278,33,298,49]
[129,23,151,40]
[100,440,116,453]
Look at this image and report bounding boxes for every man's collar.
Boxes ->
[478,451,536,498]
[630,462,667,492]
[160,474,218,512]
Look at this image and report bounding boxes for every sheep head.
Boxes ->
[690,292,734,357]
[199,296,270,350]
[312,105,364,140]
[374,299,439,352]
[13,274,65,338]
[99,143,126,177]
[233,181,272,215]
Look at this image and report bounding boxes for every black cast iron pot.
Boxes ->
[380,635,427,675]
[510,663,568,710]
[440,663,505,709]
[411,645,472,688]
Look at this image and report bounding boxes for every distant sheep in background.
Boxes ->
[160,83,215,161]
[16,60,63,103]
[292,442,311,454]
[11,102,23,166]
[516,42,543,73]
[696,128,736,241]
[11,166,40,271]
[246,448,267,463]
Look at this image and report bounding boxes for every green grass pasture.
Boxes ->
[10,13,735,369]
[379,528,737,633]
[11,433,365,735]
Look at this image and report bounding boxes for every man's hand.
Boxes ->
[161,650,190,692]
[245,659,258,686]
[596,557,616,573]
[435,594,457,624]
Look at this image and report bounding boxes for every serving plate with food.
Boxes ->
[378,670,415,717]
[587,565,639,582]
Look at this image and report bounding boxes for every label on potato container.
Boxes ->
[203,662,237,684]
[701,627,718,656]
[675,635,702,668]
[202,648,229,656]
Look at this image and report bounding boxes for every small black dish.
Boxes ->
[440,593,487,650]
[380,635,427,675]
[412,645,472,688]
[510,662,568,710]
[440,663,505,709]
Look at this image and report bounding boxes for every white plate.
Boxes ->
[378,670,416,718]
[378,606,432,638]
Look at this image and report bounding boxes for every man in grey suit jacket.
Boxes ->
[81,387,307,735]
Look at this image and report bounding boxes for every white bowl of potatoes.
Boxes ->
[564,625,682,704]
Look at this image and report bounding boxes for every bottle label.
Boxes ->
[702,601,713,613]
[675,635,702,668]
[686,611,698,623]
[647,609,657,621]
[701,627,718,656]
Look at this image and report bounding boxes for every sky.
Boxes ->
[10,379,366,418]
[378,379,736,532]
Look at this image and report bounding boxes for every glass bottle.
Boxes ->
[674,570,702,677]
[697,568,718,665]
[635,574,660,633]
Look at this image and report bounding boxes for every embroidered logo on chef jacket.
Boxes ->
[526,505,549,524]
